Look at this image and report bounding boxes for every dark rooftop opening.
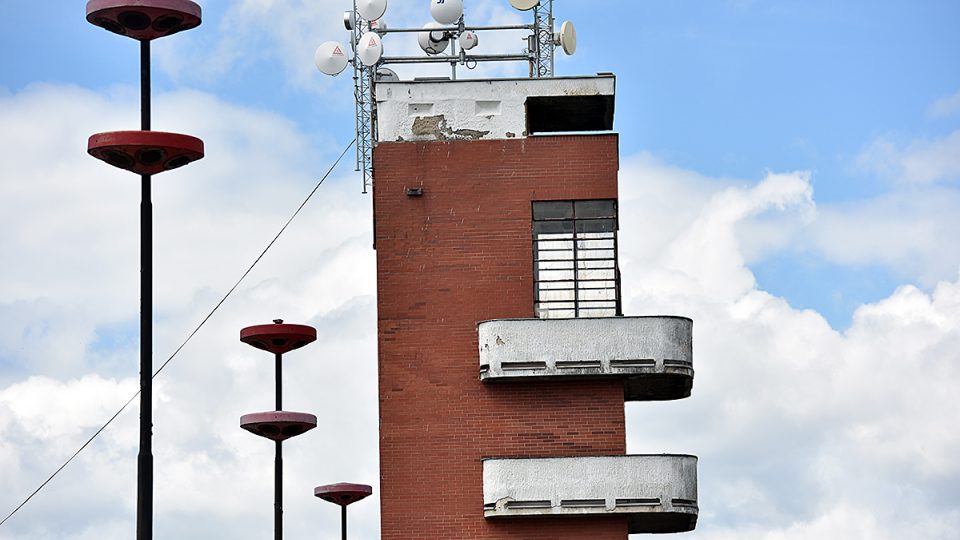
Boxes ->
[526,94,615,134]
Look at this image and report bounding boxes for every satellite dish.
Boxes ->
[509,0,539,10]
[417,22,449,55]
[430,0,463,25]
[458,31,479,51]
[315,41,350,76]
[370,18,388,32]
[356,0,387,21]
[376,67,400,82]
[357,31,383,66]
[558,20,576,55]
[343,10,355,31]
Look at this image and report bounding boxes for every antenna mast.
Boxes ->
[317,0,575,193]
[352,2,377,194]
[532,0,555,78]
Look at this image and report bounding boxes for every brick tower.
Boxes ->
[373,75,697,539]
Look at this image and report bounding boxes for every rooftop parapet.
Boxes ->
[375,74,615,143]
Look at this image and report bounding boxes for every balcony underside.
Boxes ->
[478,316,694,401]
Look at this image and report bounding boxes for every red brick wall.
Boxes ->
[374,135,627,539]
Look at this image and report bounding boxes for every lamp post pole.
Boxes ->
[84,3,204,539]
[137,38,154,540]
[239,320,319,540]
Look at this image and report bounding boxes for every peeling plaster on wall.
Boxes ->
[411,115,491,141]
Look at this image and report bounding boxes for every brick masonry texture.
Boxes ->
[374,135,627,539]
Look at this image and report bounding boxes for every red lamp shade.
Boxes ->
[240,322,317,355]
[240,411,317,442]
[86,0,201,40]
[314,483,374,506]
[88,131,204,175]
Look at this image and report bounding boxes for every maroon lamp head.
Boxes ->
[86,0,201,40]
[240,411,317,442]
[314,483,373,506]
[88,131,204,175]
[241,320,317,355]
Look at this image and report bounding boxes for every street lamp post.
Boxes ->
[240,320,319,540]
[84,2,204,539]
[314,483,373,540]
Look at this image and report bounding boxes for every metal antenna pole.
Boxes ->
[275,350,283,540]
[136,38,154,540]
[532,0,555,77]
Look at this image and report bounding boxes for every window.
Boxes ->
[532,200,620,319]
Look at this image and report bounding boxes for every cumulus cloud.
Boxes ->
[0,84,378,539]
[660,170,814,300]
[618,158,960,539]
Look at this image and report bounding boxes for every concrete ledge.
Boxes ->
[483,455,698,534]
[478,317,693,401]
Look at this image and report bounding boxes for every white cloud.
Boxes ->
[856,130,960,185]
[619,159,960,539]
[0,83,379,539]
[928,89,960,118]
[808,188,960,286]
[660,170,814,300]
[623,149,960,288]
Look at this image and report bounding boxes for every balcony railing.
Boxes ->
[483,455,698,534]
[478,316,693,401]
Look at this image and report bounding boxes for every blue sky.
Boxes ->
[1,1,959,539]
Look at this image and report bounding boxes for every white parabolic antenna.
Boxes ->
[356,0,387,21]
[376,67,400,82]
[369,18,388,32]
[559,20,576,55]
[417,22,450,55]
[458,30,479,50]
[509,0,539,11]
[357,31,383,66]
[315,41,349,76]
[430,0,463,24]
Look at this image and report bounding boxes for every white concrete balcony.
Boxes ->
[478,317,693,401]
[483,455,698,534]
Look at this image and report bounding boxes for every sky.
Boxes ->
[0,0,958,538]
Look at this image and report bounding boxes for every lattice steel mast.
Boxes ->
[324,1,569,193]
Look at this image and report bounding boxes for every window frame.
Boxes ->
[531,199,622,319]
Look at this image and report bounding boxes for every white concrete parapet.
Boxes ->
[375,75,615,143]
[478,316,693,401]
[483,455,698,533]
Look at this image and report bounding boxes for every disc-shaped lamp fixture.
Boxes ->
[87,131,204,175]
[86,0,201,40]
